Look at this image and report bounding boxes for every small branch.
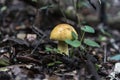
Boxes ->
[30,34,46,54]
[103,45,107,63]
[16,56,42,65]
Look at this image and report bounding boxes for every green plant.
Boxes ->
[48,25,100,56]
[45,46,60,53]
[47,61,62,67]
[65,25,100,51]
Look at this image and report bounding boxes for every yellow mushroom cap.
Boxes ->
[50,24,78,41]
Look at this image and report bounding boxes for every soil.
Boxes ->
[0,0,120,80]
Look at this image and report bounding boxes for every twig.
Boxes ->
[16,56,41,65]
[87,0,96,10]
[0,64,33,70]
[103,45,107,63]
[30,34,46,54]
[31,25,44,37]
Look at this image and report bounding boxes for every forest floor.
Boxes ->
[0,0,120,80]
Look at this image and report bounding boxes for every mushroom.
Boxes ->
[50,24,78,55]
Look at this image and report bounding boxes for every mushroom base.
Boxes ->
[58,41,68,55]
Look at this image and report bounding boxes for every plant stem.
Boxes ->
[80,31,85,43]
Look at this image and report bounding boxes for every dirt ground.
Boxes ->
[0,0,120,80]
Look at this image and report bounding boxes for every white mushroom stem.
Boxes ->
[58,41,68,55]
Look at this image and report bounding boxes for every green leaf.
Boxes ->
[98,35,107,41]
[72,31,78,40]
[54,61,62,64]
[53,48,60,53]
[0,58,9,66]
[95,64,101,71]
[45,46,53,52]
[84,39,100,47]
[100,28,111,37]
[45,46,60,53]
[47,61,62,67]
[1,6,7,12]
[0,67,9,71]
[47,62,55,67]
[65,39,81,47]
[40,4,54,10]
[81,25,95,33]
[109,54,120,61]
